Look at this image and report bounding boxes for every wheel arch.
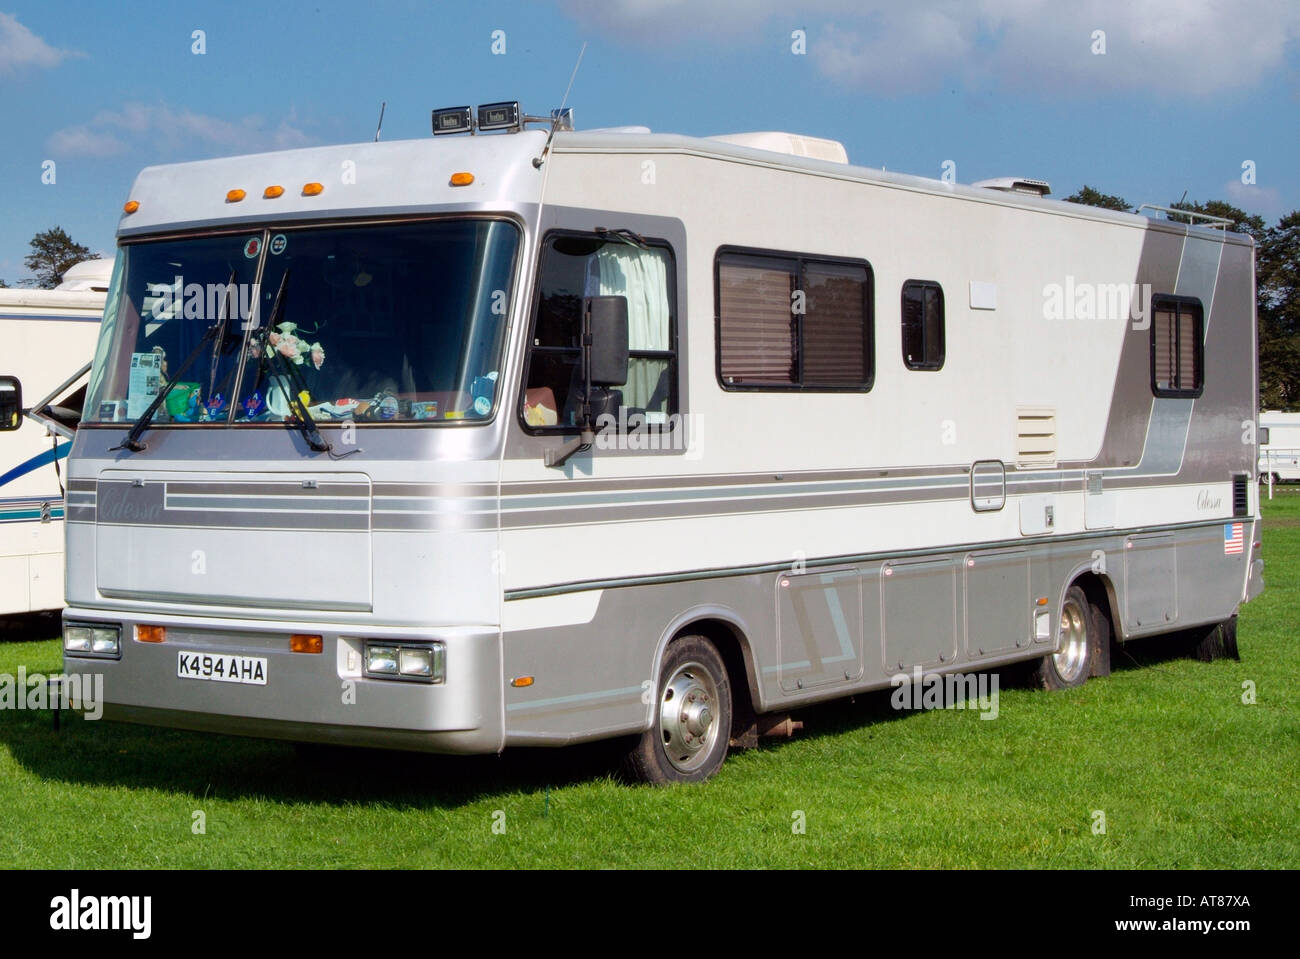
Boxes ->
[650,606,760,731]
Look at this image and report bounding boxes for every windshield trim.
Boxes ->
[82,213,525,431]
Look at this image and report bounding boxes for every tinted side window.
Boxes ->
[901,280,944,371]
[716,249,872,391]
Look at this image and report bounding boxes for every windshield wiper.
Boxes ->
[252,270,336,455]
[111,270,239,454]
[207,269,237,399]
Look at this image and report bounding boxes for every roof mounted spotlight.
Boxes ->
[477,101,521,133]
[432,106,473,136]
[972,176,1052,197]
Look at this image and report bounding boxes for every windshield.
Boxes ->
[83,218,520,426]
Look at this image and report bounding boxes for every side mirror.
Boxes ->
[543,296,629,469]
[0,376,22,432]
[586,295,629,386]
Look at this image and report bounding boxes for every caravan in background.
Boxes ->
[0,259,111,615]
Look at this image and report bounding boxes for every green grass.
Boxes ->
[1,496,1297,868]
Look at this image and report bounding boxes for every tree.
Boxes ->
[22,227,100,289]
[1257,210,1300,409]
[0,278,8,288]
[1064,185,1132,212]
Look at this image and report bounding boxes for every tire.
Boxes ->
[1032,584,1097,690]
[621,635,732,785]
[1193,615,1240,661]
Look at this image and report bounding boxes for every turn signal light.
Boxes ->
[135,624,166,644]
[290,634,323,654]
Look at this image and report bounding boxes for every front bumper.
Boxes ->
[60,607,504,754]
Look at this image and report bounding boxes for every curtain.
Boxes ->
[593,246,671,413]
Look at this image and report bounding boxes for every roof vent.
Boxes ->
[972,176,1051,197]
[710,132,848,164]
[56,258,114,292]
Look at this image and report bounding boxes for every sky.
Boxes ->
[1,0,1297,284]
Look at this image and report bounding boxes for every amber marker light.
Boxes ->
[449,172,474,186]
[123,200,140,214]
[510,676,534,688]
[302,182,324,196]
[1036,597,1049,606]
[226,189,246,203]
[263,185,285,199]
[135,624,166,643]
[290,634,324,654]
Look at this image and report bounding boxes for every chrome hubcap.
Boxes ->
[1054,600,1090,682]
[659,661,720,773]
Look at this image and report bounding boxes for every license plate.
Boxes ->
[177,651,267,685]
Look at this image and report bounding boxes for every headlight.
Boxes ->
[64,622,121,658]
[366,645,399,675]
[365,641,444,683]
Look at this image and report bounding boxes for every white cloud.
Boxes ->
[559,0,1300,97]
[1224,178,1284,220]
[47,126,126,157]
[48,103,313,158]
[0,12,80,74]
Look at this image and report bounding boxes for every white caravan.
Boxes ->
[59,104,1262,783]
[0,259,111,615]
[1258,411,1300,483]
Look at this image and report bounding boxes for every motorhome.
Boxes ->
[0,259,111,616]
[59,105,1262,783]
[1258,411,1300,483]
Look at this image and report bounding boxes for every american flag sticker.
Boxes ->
[1224,523,1244,555]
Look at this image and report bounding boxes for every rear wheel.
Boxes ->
[622,635,732,785]
[1032,585,1097,690]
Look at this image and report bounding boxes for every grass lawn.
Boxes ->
[1,495,1296,868]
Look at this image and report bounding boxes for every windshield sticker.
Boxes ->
[243,237,261,259]
[269,234,287,255]
[126,352,163,420]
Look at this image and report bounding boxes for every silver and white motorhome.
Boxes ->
[60,105,1263,782]
[1258,411,1300,483]
[0,259,111,616]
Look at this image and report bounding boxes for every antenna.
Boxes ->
[559,41,587,113]
[374,101,387,142]
[534,42,587,168]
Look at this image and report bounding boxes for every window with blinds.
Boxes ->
[1150,295,1203,398]
[901,280,945,371]
[716,249,872,390]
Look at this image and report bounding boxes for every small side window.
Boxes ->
[1151,295,1203,397]
[901,280,944,371]
[0,376,21,432]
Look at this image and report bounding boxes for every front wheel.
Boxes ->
[621,635,732,785]
[1032,584,1098,690]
